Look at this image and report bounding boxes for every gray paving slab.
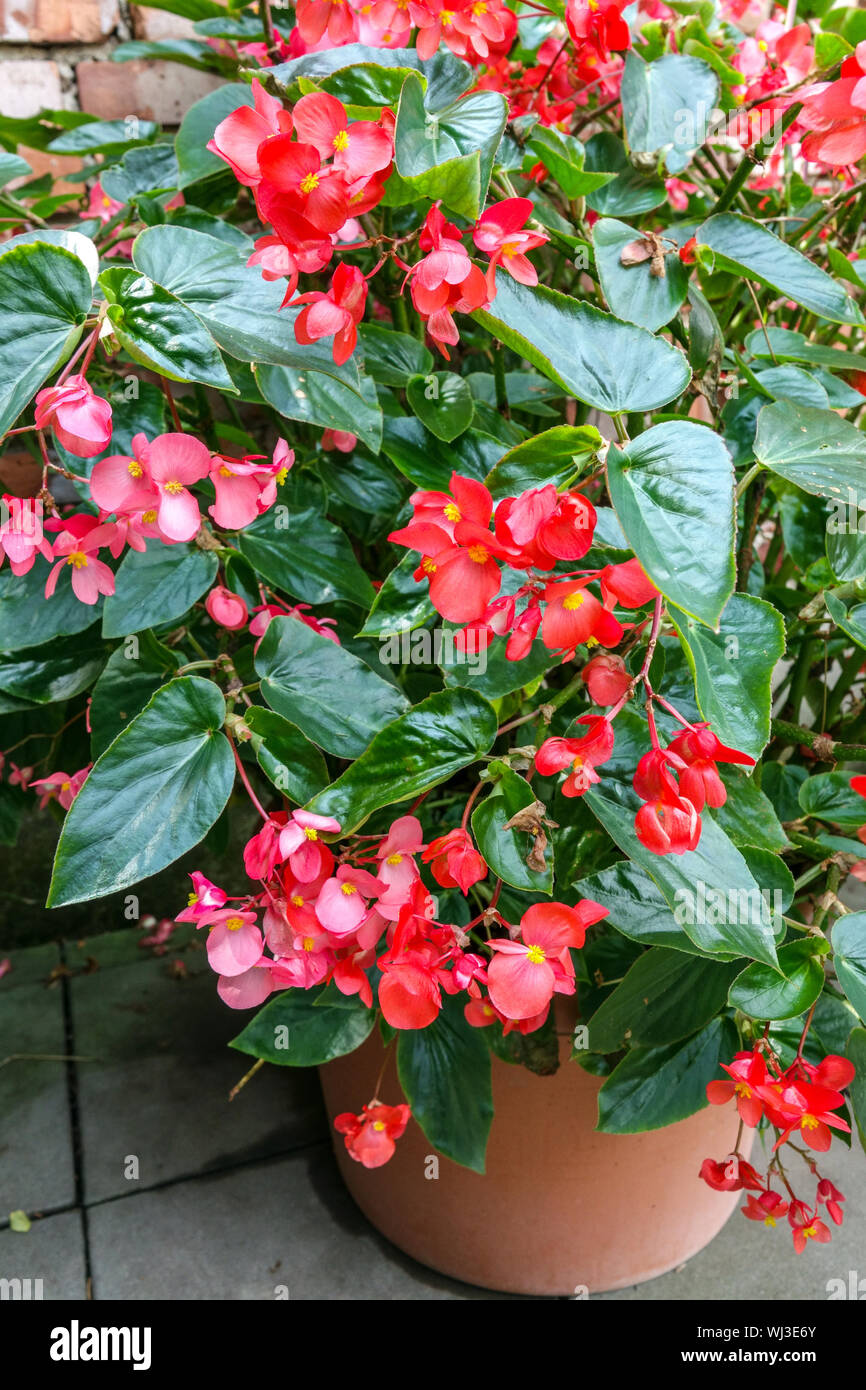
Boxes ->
[0,941,61,990]
[598,1134,866,1302]
[0,978,77,1222]
[86,1145,514,1300]
[0,1208,87,1300]
[69,947,327,1204]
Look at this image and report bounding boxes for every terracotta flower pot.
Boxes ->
[320,1022,752,1297]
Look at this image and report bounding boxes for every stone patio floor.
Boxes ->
[1,925,864,1302]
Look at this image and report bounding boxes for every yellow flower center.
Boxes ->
[441,9,454,24]
[562,592,584,611]
[421,557,437,575]
[734,1082,751,1099]
[66,551,88,569]
[291,894,304,908]
[163,480,184,495]
[225,916,244,932]
[333,129,349,152]
[802,1114,819,1130]
[443,502,461,521]
[128,461,143,478]
[304,827,318,840]
[802,1225,817,1239]
[387,853,403,865]
[340,883,358,896]
[758,39,768,50]
[300,172,320,195]
[764,1215,776,1228]
[467,544,489,564]
[219,465,233,477]
[142,509,157,524]
[525,944,546,965]
[302,936,314,952]
[276,467,289,485]
[187,892,198,906]
[372,1120,386,1131]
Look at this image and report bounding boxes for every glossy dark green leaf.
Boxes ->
[799,772,866,828]
[359,323,433,386]
[622,50,719,174]
[306,687,498,833]
[264,45,473,111]
[669,593,785,758]
[255,616,408,760]
[474,273,691,413]
[846,1027,866,1149]
[526,125,614,197]
[587,947,741,1052]
[175,82,254,187]
[576,860,738,959]
[606,420,735,628]
[441,628,555,700]
[239,507,375,609]
[256,363,380,452]
[596,1016,738,1133]
[397,991,493,1172]
[102,542,218,638]
[133,226,363,390]
[585,776,780,967]
[230,986,374,1064]
[406,371,474,442]
[0,241,92,434]
[728,939,827,1021]
[484,424,602,500]
[0,558,100,651]
[48,118,158,155]
[381,416,501,490]
[393,72,507,220]
[356,552,436,639]
[0,636,105,705]
[99,265,234,391]
[47,677,234,906]
[699,215,863,326]
[243,705,329,804]
[89,630,179,759]
[711,767,789,853]
[472,769,553,894]
[594,217,690,331]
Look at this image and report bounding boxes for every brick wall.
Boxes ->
[0,2,222,124]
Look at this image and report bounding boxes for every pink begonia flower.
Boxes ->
[0,958,11,981]
[175,872,229,923]
[487,902,606,1020]
[472,197,549,296]
[375,815,424,920]
[244,819,283,881]
[321,428,356,453]
[200,907,263,976]
[45,522,117,604]
[293,263,368,366]
[206,585,249,629]
[34,375,113,458]
[146,433,211,542]
[217,963,274,1009]
[89,433,158,516]
[208,454,266,530]
[29,766,90,810]
[315,865,385,939]
[0,496,52,576]
[278,810,342,881]
[207,78,294,188]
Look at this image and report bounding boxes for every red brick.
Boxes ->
[76,58,222,125]
[130,5,197,41]
[0,0,118,44]
[0,451,41,499]
[0,59,63,118]
[13,146,84,200]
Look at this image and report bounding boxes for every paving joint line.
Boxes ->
[58,938,94,1295]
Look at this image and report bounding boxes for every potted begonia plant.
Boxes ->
[1,0,865,1297]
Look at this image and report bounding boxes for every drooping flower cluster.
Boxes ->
[701,1044,855,1253]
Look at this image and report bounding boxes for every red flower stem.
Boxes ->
[56,321,101,385]
[650,691,696,729]
[227,733,270,822]
[159,377,183,432]
[460,780,484,831]
[795,1000,817,1064]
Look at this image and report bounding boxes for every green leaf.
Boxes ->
[825,589,866,651]
[133,226,363,391]
[827,521,866,583]
[306,687,498,834]
[47,118,159,155]
[846,1027,866,1150]
[356,552,436,639]
[526,125,614,198]
[728,939,827,1021]
[358,323,433,386]
[0,558,100,652]
[586,776,780,968]
[754,365,829,411]
[101,542,218,639]
[263,45,473,111]
[472,769,553,894]
[243,705,329,804]
[99,265,234,391]
[474,272,691,413]
[175,82,254,187]
[89,631,179,759]
[397,992,493,1172]
[484,424,602,500]
[393,72,507,220]
[255,616,408,760]
[256,364,380,453]
[230,987,374,1064]
[0,637,105,705]
[576,860,737,959]
[47,677,234,907]
[112,38,225,73]
[239,507,375,609]
[381,416,501,490]
[711,767,789,853]
[1,227,99,286]
[597,1016,739,1132]
[799,772,866,828]
[593,218,690,331]
[698,215,864,326]
[583,131,667,216]
[0,241,92,435]
[0,151,31,186]
[100,145,180,203]
[668,593,785,758]
[622,50,719,174]
[406,371,474,443]
[587,947,741,1052]
[746,326,866,374]
[606,420,735,628]
[441,628,555,700]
